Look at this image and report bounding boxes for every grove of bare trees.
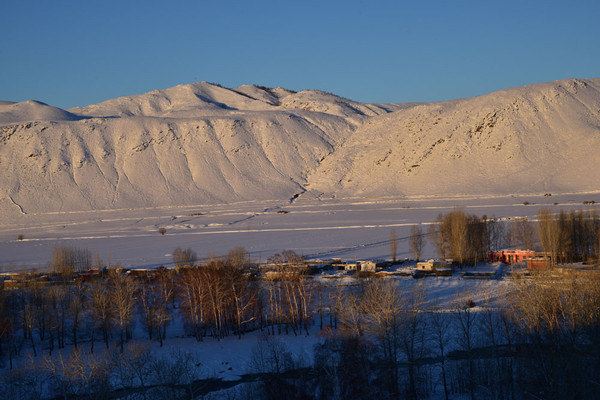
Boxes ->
[179,247,260,340]
[537,208,600,265]
[429,209,492,265]
[172,247,197,268]
[50,246,92,276]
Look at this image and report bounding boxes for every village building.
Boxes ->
[357,260,377,272]
[331,260,377,272]
[416,259,448,271]
[489,249,552,270]
[344,262,359,271]
[489,249,537,264]
[0,278,18,289]
[332,261,358,271]
[527,256,552,270]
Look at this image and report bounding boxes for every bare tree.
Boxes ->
[172,247,197,268]
[430,309,451,400]
[429,215,450,259]
[361,280,403,397]
[538,209,560,266]
[21,289,38,356]
[90,282,113,351]
[390,229,398,262]
[225,247,259,338]
[410,225,424,261]
[509,218,536,249]
[597,227,600,266]
[43,348,112,399]
[68,283,87,349]
[42,350,80,399]
[314,336,374,400]
[432,211,492,265]
[398,285,427,399]
[46,286,69,351]
[450,209,469,265]
[487,217,507,250]
[110,273,135,353]
[336,284,365,338]
[0,363,44,398]
[150,350,197,399]
[114,342,155,395]
[0,288,14,368]
[178,268,206,340]
[139,281,172,346]
[250,336,301,399]
[178,251,260,340]
[51,246,92,276]
[456,304,478,400]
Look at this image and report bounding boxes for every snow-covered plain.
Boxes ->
[1,192,598,271]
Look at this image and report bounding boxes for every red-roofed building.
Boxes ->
[527,257,552,270]
[489,249,537,265]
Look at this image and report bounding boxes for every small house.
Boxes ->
[416,259,447,271]
[332,262,359,271]
[357,260,377,272]
[343,262,359,271]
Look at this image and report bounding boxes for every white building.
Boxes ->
[357,260,377,272]
[416,259,448,271]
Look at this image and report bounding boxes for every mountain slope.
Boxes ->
[0,83,390,218]
[307,78,600,197]
[0,113,346,215]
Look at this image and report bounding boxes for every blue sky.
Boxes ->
[1,0,599,108]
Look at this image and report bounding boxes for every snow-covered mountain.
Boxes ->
[1,78,599,219]
[308,78,600,198]
[0,82,401,219]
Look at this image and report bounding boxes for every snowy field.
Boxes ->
[1,191,599,271]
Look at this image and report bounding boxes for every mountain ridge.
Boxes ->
[0,82,397,220]
[1,78,599,220]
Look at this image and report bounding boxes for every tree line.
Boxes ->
[537,209,600,265]
[0,246,325,365]
[421,208,600,266]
